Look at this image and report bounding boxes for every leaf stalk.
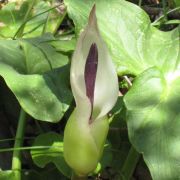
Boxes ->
[121,146,140,180]
[11,109,27,180]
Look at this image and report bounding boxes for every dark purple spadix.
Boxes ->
[84,43,98,122]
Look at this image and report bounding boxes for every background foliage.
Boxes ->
[0,0,179,179]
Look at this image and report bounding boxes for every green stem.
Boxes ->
[0,145,63,153]
[71,172,87,180]
[138,0,143,7]
[15,0,37,38]
[121,146,140,180]
[13,3,62,39]
[41,12,50,35]
[11,109,27,180]
[152,7,180,26]
[162,0,168,22]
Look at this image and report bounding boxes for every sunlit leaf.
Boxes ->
[124,67,180,180]
[0,170,15,180]
[64,0,179,75]
[0,35,72,122]
[50,37,76,53]
[0,0,62,39]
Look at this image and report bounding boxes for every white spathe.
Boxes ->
[70,6,119,124]
[64,5,119,176]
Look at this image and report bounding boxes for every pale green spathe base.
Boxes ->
[64,109,109,176]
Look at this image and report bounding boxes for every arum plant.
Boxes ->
[64,6,119,179]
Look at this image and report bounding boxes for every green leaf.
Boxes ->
[64,0,179,75]
[31,132,71,178]
[0,170,15,180]
[174,0,180,7]
[22,34,69,72]
[0,0,62,39]
[124,67,180,180]
[0,36,72,122]
[50,37,76,53]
